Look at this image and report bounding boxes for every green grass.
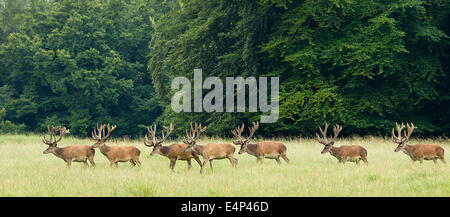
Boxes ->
[0,134,448,196]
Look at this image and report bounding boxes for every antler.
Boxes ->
[315,123,330,145]
[53,126,70,144]
[144,125,157,147]
[231,122,259,144]
[104,124,117,140]
[42,125,69,146]
[92,123,104,140]
[391,122,405,143]
[316,123,342,145]
[91,123,116,141]
[144,123,174,147]
[184,122,207,144]
[185,122,195,141]
[161,124,175,142]
[43,125,58,146]
[247,122,259,140]
[332,124,342,142]
[231,123,245,144]
[402,123,416,143]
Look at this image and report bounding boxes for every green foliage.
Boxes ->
[149,0,449,137]
[0,119,26,134]
[0,86,26,134]
[0,0,164,137]
[0,0,449,137]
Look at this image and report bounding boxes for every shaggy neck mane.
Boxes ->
[403,144,415,153]
[193,144,204,155]
[99,144,111,155]
[159,146,170,157]
[54,147,65,159]
[246,143,257,155]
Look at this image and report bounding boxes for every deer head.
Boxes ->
[42,125,70,154]
[183,122,207,152]
[232,122,259,154]
[316,123,342,154]
[392,122,416,152]
[91,123,117,148]
[144,123,174,156]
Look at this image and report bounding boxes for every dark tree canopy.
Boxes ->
[0,0,449,138]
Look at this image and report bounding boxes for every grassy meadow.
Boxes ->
[0,134,448,197]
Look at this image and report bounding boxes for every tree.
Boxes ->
[0,0,164,136]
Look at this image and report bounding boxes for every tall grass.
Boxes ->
[0,134,448,196]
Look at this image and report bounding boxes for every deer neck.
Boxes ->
[246,143,258,156]
[158,145,170,157]
[402,144,416,156]
[53,147,66,160]
[192,144,204,156]
[328,146,340,157]
[99,144,111,155]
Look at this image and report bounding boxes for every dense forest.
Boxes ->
[0,0,449,138]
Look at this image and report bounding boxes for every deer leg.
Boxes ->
[257,156,264,164]
[227,156,235,167]
[437,151,446,164]
[193,154,202,167]
[416,153,424,164]
[135,158,142,167]
[115,162,119,168]
[234,158,238,167]
[281,154,290,164]
[83,161,89,168]
[130,160,136,167]
[88,157,96,167]
[66,159,72,167]
[187,159,192,170]
[356,159,360,165]
[433,159,437,164]
[169,159,177,172]
[109,161,115,167]
[200,160,208,174]
[362,157,369,166]
[209,159,214,172]
[133,157,142,167]
[276,157,281,165]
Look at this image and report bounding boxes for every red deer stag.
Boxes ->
[183,122,238,173]
[232,122,289,164]
[91,123,142,167]
[144,123,202,172]
[42,125,95,167]
[316,123,368,165]
[392,122,445,164]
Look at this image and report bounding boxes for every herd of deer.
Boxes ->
[42,122,446,172]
